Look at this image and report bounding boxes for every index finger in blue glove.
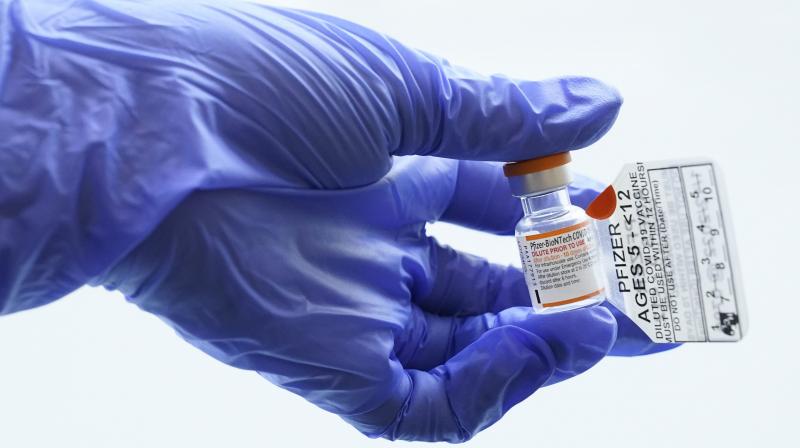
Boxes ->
[602,302,682,356]
[395,305,615,381]
[371,306,616,442]
[439,161,612,235]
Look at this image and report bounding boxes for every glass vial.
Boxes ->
[504,152,607,313]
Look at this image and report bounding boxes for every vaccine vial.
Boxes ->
[504,152,606,313]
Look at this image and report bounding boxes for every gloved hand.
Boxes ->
[0,0,673,442]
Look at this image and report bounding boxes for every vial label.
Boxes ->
[516,221,604,309]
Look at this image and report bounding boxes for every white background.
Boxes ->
[1,0,798,446]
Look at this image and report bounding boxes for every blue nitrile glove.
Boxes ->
[0,0,674,442]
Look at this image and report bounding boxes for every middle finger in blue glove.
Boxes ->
[413,238,530,316]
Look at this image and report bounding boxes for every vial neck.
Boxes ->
[520,188,571,216]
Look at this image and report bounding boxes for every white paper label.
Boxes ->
[589,159,746,343]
